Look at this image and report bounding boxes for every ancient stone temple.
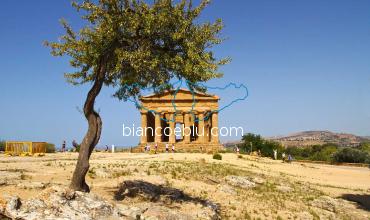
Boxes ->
[133,88,222,152]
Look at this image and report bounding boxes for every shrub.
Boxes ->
[213,153,222,160]
[238,154,243,159]
[332,147,370,164]
[240,133,284,158]
[46,143,56,153]
[0,140,5,151]
[285,144,338,162]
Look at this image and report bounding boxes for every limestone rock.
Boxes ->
[0,171,22,182]
[297,211,313,220]
[225,176,256,189]
[218,184,236,195]
[310,196,338,212]
[0,179,7,186]
[1,184,220,220]
[252,177,265,184]
[276,185,293,193]
[17,182,46,190]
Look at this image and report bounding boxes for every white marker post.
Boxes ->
[112,144,115,153]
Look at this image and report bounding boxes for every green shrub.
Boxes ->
[332,147,370,164]
[46,143,56,153]
[285,144,338,162]
[240,133,284,158]
[213,153,222,160]
[0,140,5,151]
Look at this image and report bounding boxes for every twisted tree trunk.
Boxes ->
[70,60,106,192]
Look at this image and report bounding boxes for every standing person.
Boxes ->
[154,143,158,154]
[105,145,109,152]
[62,140,66,152]
[236,146,240,154]
[72,140,78,152]
[146,144,150,152]
[273,149,278,160]
[165,143,169,153]
[171,144,175,153]
[282,152,286,162]
[288,154,292,163]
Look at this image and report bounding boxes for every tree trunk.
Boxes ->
[70,61,106,192]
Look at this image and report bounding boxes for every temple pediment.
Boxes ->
[139,88,219,101]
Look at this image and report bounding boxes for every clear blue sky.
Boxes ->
[1,0,369,148]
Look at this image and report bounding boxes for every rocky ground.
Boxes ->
[0,152,369,219]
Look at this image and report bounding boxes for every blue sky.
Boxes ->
[0,0,369,148]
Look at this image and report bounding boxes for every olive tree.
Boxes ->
[46,0,228,192]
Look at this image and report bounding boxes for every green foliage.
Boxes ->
[240,133,284,158]
[359,142,370,153]
[74,144,81,152]
[45,0,229,99]
[213,153,222,160]
[285,144,339,162]
[285,143,370,164]
[46,143,56,153]
[0,140,5,151]
[332,147,370,164]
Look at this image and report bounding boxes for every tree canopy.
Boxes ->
[46,0,229,99]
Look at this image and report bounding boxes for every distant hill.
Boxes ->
[268,131,370,147]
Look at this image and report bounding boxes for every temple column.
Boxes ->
[211,112,219,143]
[198,113,205,143]
[155,112,162,143]
[140,111,147,144]
[169,113,176,143]
[184,113,191,143]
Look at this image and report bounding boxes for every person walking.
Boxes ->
[171,144,175,153]
[154,143,158,154]
[62,140,66,152]
[288,154,293,163]
[282,152,286,162]
[273,149,278,160]
[165,143,169,153]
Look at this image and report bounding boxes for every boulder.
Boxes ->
[225,176,256,189]
[310,196,338,212]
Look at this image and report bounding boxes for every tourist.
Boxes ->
[273,149,277,160]
[154,143,158,154]
[172,144,175,153]
[236,146,240,154]
[146,144,150,152]
[282,152,286,162]
[165,143,169,153]
[72,140,78,152]
[105,145,109,152]
[288,154,293,163]
[61,140,66,152]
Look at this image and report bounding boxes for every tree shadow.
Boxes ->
[0,213,11,220]
[114,180,219,212]
[341,194,370,211]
